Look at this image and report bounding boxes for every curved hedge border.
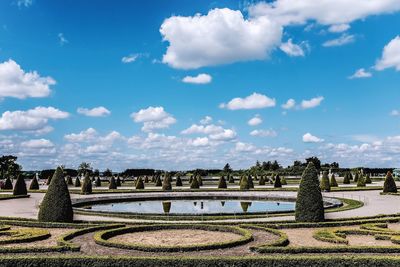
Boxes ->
[94,224,253,252]
[240,225,289,251]
[0,195,30,201]
[0,228,50,245]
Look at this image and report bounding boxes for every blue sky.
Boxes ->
[0,0,400,171]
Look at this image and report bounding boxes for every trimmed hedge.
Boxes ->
[3,177,13,190]
[109,177,117,189]
[0,228,50,245]
[218,176,227,189]
[320,171,330,192]
[175,176,182,187]
[383,172,397,193]
[74,177,81,187]
[274,175,282,188]
[135,177,145,189]
[81,173,92,195]
[242,225,289,250]
[13,175,27,196]
[29,176,39,190]
[330,174,338,187]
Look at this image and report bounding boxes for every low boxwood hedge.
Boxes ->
[0,227,50,245]
[240,225,289,250]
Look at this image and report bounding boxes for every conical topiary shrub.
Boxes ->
[247,175,254,189]
[95,177,101,187]
[29,176,39,190]
[383,172,397,193]
[81,173,92,195]
[66,176,73,186]
[197,176,203,186]
[274,174,282,188]
[3,177,13,190]
[240,176,249,190]
[175,176,182,186]
[365,173,372,184]
[240,202,250,213]
[46,175,52,185]
[281,176,287,185]
[295,162,324,222]
[348,172,353,181]
[320,171,330,192]
[330,174,338,187]
[228,174,234,184]
[259,175,266,185]
[188,175,193,184]
[190,177,199,189]
[116,176,121,187]
[162,175,172,191]
[354,172,359,183]
[136,176,145,189]
[109,176,117,189]
[162,201,171,213]
[155,176,162,186]
[74,177,81,187]
[38,167,73,222]
[343,173,350,184]
[218,176,227,189]
[13,175,27,196]
[357,175,366,187]
[144,176,149,183]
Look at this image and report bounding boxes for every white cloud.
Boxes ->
[323,34,355,47]
[220,93,276,110]
[391,110,400,116]
[122,54,139,63]
[250,129,277,137]
[58,33,68,46]
[280,39,305,57]
[189,137,210,147]
[21,139,54,149]
[200,116,213,125]
[301,96,324,109]
[160,8,282,69]
[131,106,176,132]
[303,133,324,143]
[348,68,372,79]
[248,115,262,126]
[0,59,55,99]
[17,0,32,8]
[182,73,212,84]
[77,106,111,117]
[375,36,400,71]
[328,24,350,33]
[235,142,256,152]
[64,128,98,142]
[281,98,296,109]
[181,123,237,141]
[0,107,69,131]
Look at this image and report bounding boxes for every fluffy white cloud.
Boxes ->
[131,106,176,132]
[248,115,262,126]
[250,129,278,137]
[328,24,350,33]
[391,110,400,116]
[200,116,213,125]
[182,73,212,84]
[181,124,237,141]
[281,98,296,109]
[303,133,324,143]
[301,96,324,109]
[21,139,54,149]
[220,93,276,110]
[280,39,305,57]
[323,34,355,47]
[121,54,139,63]
[160,8,282,69]
[375,36,400,71]
[0,107,69,131]
[64,128,98,142]
[235,142,257,152]
[189,137,210,147]
[0,59,55,99]
[77,106,111,117]
[348,68,372,79]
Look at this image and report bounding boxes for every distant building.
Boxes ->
[393,168,400,178]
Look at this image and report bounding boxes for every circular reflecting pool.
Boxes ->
[86,199,295,215]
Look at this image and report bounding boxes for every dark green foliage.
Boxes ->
[357,175,366,187]
[228,174,234,183]
[13,175,27,196]
[343,173,350,184]
[247,175,254,189]
[66,176,73,186]
[348,172,353,180]
[144,176,149,183]
[162,201,171,213]
[259,175,266,185]
[190,176,199,189]
[239,176,249,190]
[116,176,121,187]
[175,176,182,186]
[383,171,397,193]
[188,175,193,184]
[38,167,73,223]
[280,176,287,185]
[135,177,144,189]
[74,177,81,187]
[155,176,162,186]
[81,174,92,195]
[240,202,250,212]
[29,176,39,190]
[46,175,52,185]
[274,174,282,188]
[365,173,372,184]
[320,171,330,192]
[95,177,101,187]
[354,172,359,182]
[162,175,172,191]
[330,174,338,187]
[3,177,13,190]
[218,176,227,189]
[295,162,324,222]
[109,176,117,189]
[197,176,203,186]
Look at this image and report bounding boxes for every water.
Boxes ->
[88,199,295,215]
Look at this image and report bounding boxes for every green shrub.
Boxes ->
[135,177,144,189]
[81,173,92,195]
[357,175,366,187]
[218,176,227,189]
[247,175,254,188]
[197,176,203,186]
[365,173,372,184]
[66,176,73,185]
[95,177,101,187]
[240,202,250,212]
[29,176,39,190]
[383,172,397,193]
[175,176,182,186]
[330,174,338,187]
[280,176,287,185]
[116,176,121,187]
[144,176,149,183]
[74,177,81,187]
[162,175,172,191]
[155,176,162,186]
[228,174,234,183]
[38,167,73,223]
[162,201,171,213]
[46,175,52,185]
[188,175,193,184]
[3,177,13,190]
[320,171,330,192]
[295,162,324,222]
[274,175,282,188]
[13,175,27,196]
[109,176,117,189]
[259,175,266,185]
[354,172,359,183]
[240,176,249,190]
[343,173,350,184]
[190,177,199,189]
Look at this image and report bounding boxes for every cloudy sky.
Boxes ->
[0,0,400,171]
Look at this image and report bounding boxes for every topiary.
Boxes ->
[13,175,27,196]
[38,167,73,222]
[240,202,250,213]
[81,173,92,195]
[74,177,81,187]
[188,175,193,184]
[320,171,330,192]
[175,176,182,186]
[354,172,359,183]
[228,174,234,184]
[239,176,249,190]
[365,173,372,184]
[348,172,353,181]
[135,176,145,189]
[383,171,397,193]
[144,176,149,183]
[247,175,254,189]
[343,173,350,184]
[162,175,172,191]
[29,176,39,190]
[295,162,324,222]
[116,176,121,187]
[95,177,101,187]
[218,176,227,189]
[197,175,203,186]
[274,174,282,188]
[66,176,73,186]
[280,176,287,185]
[190,177,199,189]
[46,175,52,185]
[259,175,266,185]
[162,201,171,213]
[330,173,338,187]
[3,177,13,190]
[155,176,162,186]
[357,175,366,187]
[109,176,117,189]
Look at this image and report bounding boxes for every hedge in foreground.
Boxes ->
[38,167,73,223]
[383,171,397,193]
[295,162,324,222]
[13,175,27,196]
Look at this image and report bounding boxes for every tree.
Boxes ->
[176,175,183,187]
[13,175,27,196]
[74,177,81,187]
[274,174,282,188]
[295,162,324,222]
[343,173,350,184]
[262,161,272,171]
[330,174,338,187]
[218,176,227,189]
[78,162,92,176]
[0,155,18,179]
[109,176,117,189]
[383,172,397,193]
[320,171,330,192]
[38,167,73,222]
[135,176,145,189]
[271,160,280,171]
[29,176,39,190]
[103,168,112,177]
[223,163,232,174]
[81,173,92,194]
[93,169,100,177]
[305,157,321,171]
[116,176,121,187]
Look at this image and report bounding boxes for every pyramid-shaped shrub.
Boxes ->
[162,175,172,191]
[29,176,39,190]
[357,175,366,187]
[320,171,330,192]
[175,175,182,186]
[330,173,338,187]
[155,176,162,186]
[354,172,359,183]
[259,175,266,185]
[81,173,92,194]
[3,177,13,190]
[228,174,234,183]
[365,173,372,184]
[66,176,73,186]
[343,173,350,184]
[197,175,203,186]
[74,177,81,187]
[95,176,101,187]
[274,174,282,188]
[281,176,287,185]
[38,167,73,222]
[218,176,227,189]
[136,176,145,189]
[240,176,249,190]
[109,176,117,189]
[383,171,397,193]
[190,176,199,189]
[13,175,27,196]
[247,175,254,188]
[116,176,121,187]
